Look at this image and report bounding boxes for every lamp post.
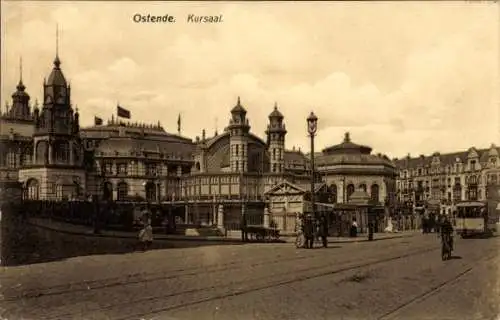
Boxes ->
[307,112,318,219]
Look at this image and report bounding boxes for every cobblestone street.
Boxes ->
[1,234,498,320]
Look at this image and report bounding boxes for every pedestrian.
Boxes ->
[318,214,329,248]
[162,214,169,234]
[350,218,358,237]
[138,219,154,251]
[303,215,315,249]
[240,213,248,242]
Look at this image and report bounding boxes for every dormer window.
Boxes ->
[470,160,477,171]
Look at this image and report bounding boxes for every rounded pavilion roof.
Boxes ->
[316,132,396,173]
[322,132,372,155]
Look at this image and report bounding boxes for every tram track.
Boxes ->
[38,244,440,320]
[1,249,313,302]
[1,237,418,303]
[376,252,498,320]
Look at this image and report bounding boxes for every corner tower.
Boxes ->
[266,103,286,173]
[19,29,85,201]
[5,57,33,121]
[227,97,250,172]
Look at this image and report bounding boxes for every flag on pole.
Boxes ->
[94,116,103,126]
[117,105,131,119]
[177,113,181,134]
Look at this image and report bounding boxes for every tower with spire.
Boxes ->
[227,97,250,172]
[3,57,33,121]
[266,102,286,173]
[0,57,35,192]
[19,26,85,200]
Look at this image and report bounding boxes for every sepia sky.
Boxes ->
[1,1,499,158]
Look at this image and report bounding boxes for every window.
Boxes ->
[468,187,478,201]
[55,141,69,163]
[7,151,16,168]
[346,184,355,201]
[26,179,39,200]
[117,182,128,201]
[470,160,477,171]
[145,163,157,176]
[105,163,113,174]
[235,145,239,156]
[56,184,63,200]
[329,184,337,203]
[145,182,156,202]
[103,182,113,200]
[273,149,276,160]
[370,184,380,203]
[118,163,128,174]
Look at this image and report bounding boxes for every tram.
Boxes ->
[454,201,493,237]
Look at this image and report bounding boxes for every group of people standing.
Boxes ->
[298,214,329,248]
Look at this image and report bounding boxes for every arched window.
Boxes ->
[103,181,113,201]
[359,184,367,192]
[329,184,338,203]
[370,184,380,203]
[54,141,70,163]
[145,182,156,202]
[195,162,201,171]
[117,181,128,201]
[56,184,63,200]
[26,179,39,200]
[73,182,81,199]
[346,184,355,201]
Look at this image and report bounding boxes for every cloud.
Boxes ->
[1,2,498,158]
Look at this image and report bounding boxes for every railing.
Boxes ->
[12,200,187,233]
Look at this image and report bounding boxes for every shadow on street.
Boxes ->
[1,212,246,267]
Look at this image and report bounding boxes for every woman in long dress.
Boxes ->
[138,218,154,251]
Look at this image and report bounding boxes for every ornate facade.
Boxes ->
[1,51,403,233]
[18,54,85,201]
[0,61,35,202]
[393,145,500,215]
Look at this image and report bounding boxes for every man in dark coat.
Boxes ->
[318,214,329,248]
[240,213,248,242]
[303,215,315,249]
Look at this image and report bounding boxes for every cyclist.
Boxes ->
[440,215,454,251]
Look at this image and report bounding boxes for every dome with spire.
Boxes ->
[231,96,247,115]
[322,132,372,155]
[12,80,29,100]
[268,102,284,120]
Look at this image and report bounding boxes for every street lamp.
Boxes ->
[307,112,318,219]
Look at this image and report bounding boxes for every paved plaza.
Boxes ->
[1,234,498,320]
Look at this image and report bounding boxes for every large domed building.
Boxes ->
[316,132,397,208]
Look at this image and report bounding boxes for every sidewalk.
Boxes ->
[27,218,243,243]
[280,231,420,244]
[27,218,419,244]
